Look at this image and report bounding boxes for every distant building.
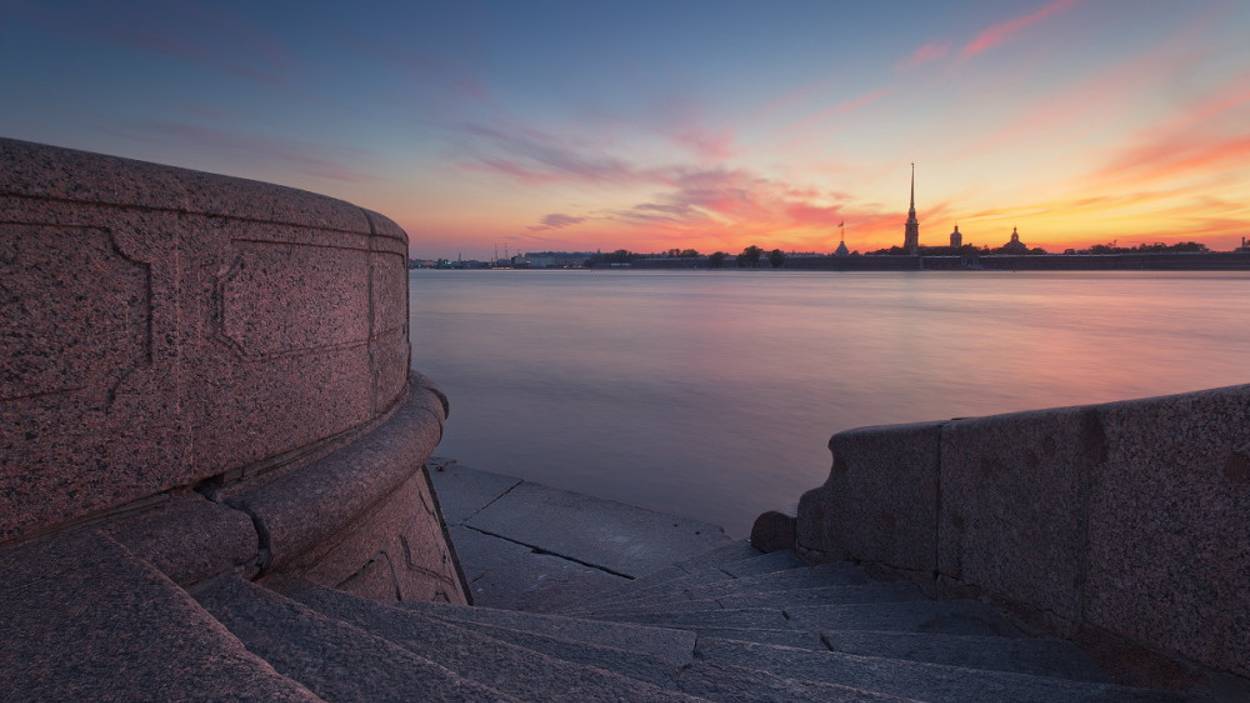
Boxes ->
[834,225,850,257]
[524,254,557,268]
[1001,227,1029,254]
[1237,236,1250,253]
[902,163,920,254]
[949,225,962,250]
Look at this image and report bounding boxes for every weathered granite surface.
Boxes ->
[0,137,414,543]
[400,599,697,666]
[798,422,943,573]
[1085,387,1250,678]
[429,460,735,609]
[938,406,1100,621]
[0,530,320,702]
[2,138,465,609]
[448,524,627,610]
[789,382,1250,679]
[695,638,1181,703]
[462,474,731,576]
[284,582,704,702]
[194,576,512,702]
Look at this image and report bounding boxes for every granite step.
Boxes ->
[568,562,871,614]
[717,549,808,577]
[695,638,1187,703]
[279,580,708,702]
[193,576,517,702]
[575,582,926,618]
[591,606,793,629]
[686,627,827,649]
[587,541,764,603]
[784,600,1026,637]
[445,620,922,703]
[0,530,322,703]
[820,630,1113,683]
[399,599,696,666]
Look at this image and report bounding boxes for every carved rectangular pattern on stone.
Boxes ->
[1,223,150,403]
[217,240,369,358]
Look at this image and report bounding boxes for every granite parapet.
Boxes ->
[788,383,1250,679]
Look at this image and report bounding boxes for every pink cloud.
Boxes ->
[961,0,1079,58]
[899,41,952,69]
[670,126,735,161]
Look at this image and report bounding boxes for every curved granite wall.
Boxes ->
[783,384,1250,679]
[1,138,466,603]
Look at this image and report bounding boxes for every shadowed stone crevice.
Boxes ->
[225,495,275,573]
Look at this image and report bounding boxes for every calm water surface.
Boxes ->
[410,270,1250,537]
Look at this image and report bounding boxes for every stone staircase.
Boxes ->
[6,524,1209,701]
[191,542,1197,702]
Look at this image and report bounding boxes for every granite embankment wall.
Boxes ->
[0,138,467,604]
[785,385,1249,678]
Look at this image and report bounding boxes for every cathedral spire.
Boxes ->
[903,163,920,254]
[909,162,916,216]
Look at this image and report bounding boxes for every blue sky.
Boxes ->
[3,0,1248,256]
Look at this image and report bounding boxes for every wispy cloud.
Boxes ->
[961,0,1079,58]
[457,122,662,185]
[528,213,587,231]
[109,120,375,183]
[899,41,952,70]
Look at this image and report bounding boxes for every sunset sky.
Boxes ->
[3,0,1248,257]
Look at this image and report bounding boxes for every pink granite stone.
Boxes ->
[287,469,467,604]
[0,139,414,542]
[232,376,446,573]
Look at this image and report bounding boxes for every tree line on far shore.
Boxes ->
[581,240,1211,269]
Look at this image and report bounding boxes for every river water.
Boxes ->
[409,269,1250,537]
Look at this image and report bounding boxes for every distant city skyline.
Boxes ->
[2,0,1248,257]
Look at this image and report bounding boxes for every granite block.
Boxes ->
[0,530,319,702]
[0,136,370,232]
[466,479,730,577]
[103,493,259,585]
[402,600,696,666]
[938,406,1100,621]
[234,378,444,572]
[448,524,627,610]
[370,249,410,336]
[807,422,943,573]
[285,583,704,702]
[0,139,420,544]
[284,469,466,604]
[194,576,511,702]
[594,607,792,629]
[427,461,525,525]
[1085,385,1250,677]
[363,207,410,244]
[784,600,1024,637]
[370,328,411,415]
[694,638,1178,703]
[750,510,797,553]
[820,631,1110,682]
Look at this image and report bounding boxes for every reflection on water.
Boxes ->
[410,269,1250,537]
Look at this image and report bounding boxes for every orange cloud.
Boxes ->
[961,0,1078,58]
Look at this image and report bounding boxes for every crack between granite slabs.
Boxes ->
[458,478,524,525]
[459,524,636,579]
[221,497,273,573]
